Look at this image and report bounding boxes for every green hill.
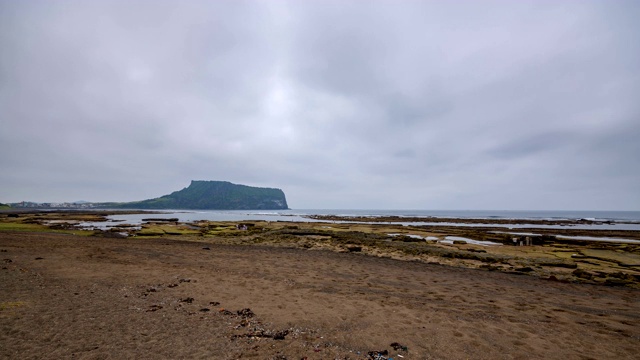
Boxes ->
[112,181,288,210]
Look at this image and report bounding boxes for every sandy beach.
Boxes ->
[1,231,638,359]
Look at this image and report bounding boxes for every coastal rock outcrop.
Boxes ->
[109,181,288,210]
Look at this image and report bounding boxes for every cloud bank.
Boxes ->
[1,0,638,210]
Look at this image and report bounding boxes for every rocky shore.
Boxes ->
[1,210,639,288]
[1,211,639,358]
[305,214,637,226]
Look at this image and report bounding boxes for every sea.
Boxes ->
[97,209,640,231]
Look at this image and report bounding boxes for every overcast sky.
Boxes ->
[1,0,639,210]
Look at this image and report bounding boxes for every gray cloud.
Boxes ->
[1,0,638,210]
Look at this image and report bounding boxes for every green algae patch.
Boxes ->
[0,301,28,318]
[0,222,48,232]
[0,221,95,236]
[136,224,202,237]
[552,250,579,260]
[578,249,640,267]
[196,222,252,237]
[0,301,27,311]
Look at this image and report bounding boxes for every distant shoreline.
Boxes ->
[2,208,639,221]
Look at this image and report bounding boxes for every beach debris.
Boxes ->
[367,350,389,359]
[229,311,289,341]
[390,342,408,352]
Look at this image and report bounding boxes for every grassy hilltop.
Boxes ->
[108,180,288,210]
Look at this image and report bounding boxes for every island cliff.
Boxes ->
[113,181,288,210]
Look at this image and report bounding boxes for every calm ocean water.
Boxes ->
[289,209,640,221]
[101,209,640,231]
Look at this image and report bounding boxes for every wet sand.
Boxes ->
[1,232,638,359]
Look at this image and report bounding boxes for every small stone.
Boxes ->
[237,308,255,318]
[273,330,289,340]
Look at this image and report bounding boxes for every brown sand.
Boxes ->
[1,232,638,359]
